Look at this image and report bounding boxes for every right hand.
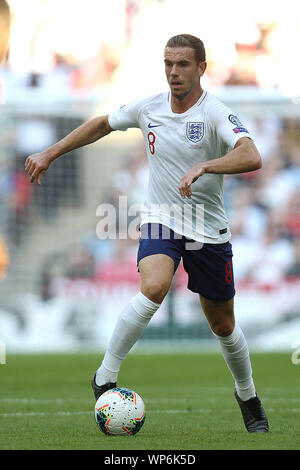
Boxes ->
[25,152,51,185]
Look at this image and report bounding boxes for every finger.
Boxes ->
[179,181,186,198]
[37,170,45,186]
[26,161,35,177]
[185,187,192,198]
[25,159,32,174]
[25,157,32,171]
[183,180,192,198]
[182,181,191,198]
[30,167,40,184]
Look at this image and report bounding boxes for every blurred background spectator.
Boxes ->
[0,0,10,282]
[0,0,299,98]
[0,0,10,64]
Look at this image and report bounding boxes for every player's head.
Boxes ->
[164,34,207,100]
[0,0,10,64]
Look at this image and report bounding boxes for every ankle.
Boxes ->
[95,364,118,387]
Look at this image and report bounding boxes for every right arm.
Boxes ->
[25,114,113,185]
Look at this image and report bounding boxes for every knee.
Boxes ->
[141,280,169,304]
[211,320,234,337]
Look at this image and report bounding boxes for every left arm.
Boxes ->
[178,137,262,199]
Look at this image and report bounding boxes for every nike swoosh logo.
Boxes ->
[148,123,162,128]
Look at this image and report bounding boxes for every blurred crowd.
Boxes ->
[1,0,300,98]
[226,116,300,283]
[0,115,83,248]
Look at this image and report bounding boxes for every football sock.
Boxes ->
[214,322,256,402]
[95,292,161,386]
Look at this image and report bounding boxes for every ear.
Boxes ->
[198,61,207,77]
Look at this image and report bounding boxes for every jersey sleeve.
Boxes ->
[108,97,146,131]
[207,99,252,148]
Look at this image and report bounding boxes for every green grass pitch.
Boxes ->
[0,351,299,450]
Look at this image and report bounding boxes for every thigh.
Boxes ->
[138,253,175,284]
[138,254,175,303]
[136,223,183,303]
[137,223,182,272]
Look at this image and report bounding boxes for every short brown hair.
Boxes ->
[165,34,206,64]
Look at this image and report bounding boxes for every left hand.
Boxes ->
[178,164,206,198]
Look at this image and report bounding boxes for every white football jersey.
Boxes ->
[108,90,252,243]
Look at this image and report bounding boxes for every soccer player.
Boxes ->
[25,34,269,433]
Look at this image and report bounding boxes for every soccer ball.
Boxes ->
[94,387,146,436]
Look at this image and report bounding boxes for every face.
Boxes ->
[164,47,206,100]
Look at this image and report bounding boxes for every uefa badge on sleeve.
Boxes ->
[228,114,249,134]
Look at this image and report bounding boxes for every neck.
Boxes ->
[171,85,204,114]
